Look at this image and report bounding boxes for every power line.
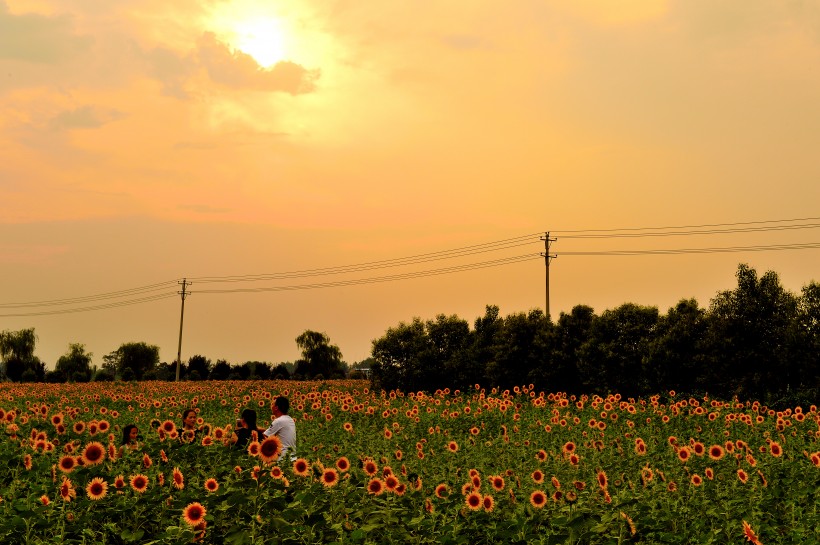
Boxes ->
[552,215,820,234]
[557,242,820,256]
[187,234,542,284]
[193,254,541,295]
[0,280,178,309]
[0,292,177,318]
[557,222,820,239]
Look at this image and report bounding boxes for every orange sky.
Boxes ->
[1,0,818,369]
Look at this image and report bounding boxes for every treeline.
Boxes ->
[370,264,819,407]
[0,329,357,383]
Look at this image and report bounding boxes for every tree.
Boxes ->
[102,342,159,381]
[210,359,232,380]
[549,305,596,393]
[271,363,291,380]
[486,309,553,390]
[371,319,428,391]
[294,331,345,380]
[55,343,93,382]
[703,264,799,399]
[795,281,820,397]
[577,303,659,396]
[0,328,44,382]
[186,355,212,381]
[646,299,708,394]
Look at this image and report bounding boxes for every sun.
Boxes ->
[231,17,287,68]
[206,2,291,69]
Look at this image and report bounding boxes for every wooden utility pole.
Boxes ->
[540,233,557,320]
[175,278,190,382]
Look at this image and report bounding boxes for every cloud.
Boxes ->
[177,203,231,214]
[49,105,126,129]
[0,2,91,63]
[146,47,196,99]
[196,32,319,94]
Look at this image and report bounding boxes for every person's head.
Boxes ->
[240,408,258,430]
[182,409,197,430]
[122,424,138,445]
[273,396,290,416]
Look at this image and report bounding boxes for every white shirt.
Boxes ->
[264,414,296,460]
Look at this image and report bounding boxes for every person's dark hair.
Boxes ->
[181,408,197,423]
[274,396,290,415]
[241,408,258,430]
[121,424,138,445]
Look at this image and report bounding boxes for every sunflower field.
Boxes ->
[0,380,818,544]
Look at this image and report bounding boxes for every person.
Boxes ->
[178,408,200,443]
[263,396,296,460]
[118,424,141,458]
[225,408,264,449]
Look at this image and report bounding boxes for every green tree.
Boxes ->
[102,342,160,381]
[371,318,428,391]
[186,355,212,380]
[795,281,820,396]
[294,331,345,380]
[646,299,708,394]
[549,305,596,393]
[486,309,552,390]
[55,343,93,382]
[577,303,659,396]
[210,359,232,380]
[0,328,44,382]
[703,264,799,399]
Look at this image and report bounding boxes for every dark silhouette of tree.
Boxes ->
[0,328,44,382]
[55,343,93,382]
[294,331,345,379]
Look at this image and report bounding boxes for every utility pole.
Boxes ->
[175,278,190,382]
[540,232,557,320]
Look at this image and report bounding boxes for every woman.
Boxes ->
[225,408,263,449]
[178,408,200,443]
[118,424,141,458]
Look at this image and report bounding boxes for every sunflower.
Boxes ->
[86,477,108,500]
[742,520,763,545]
[204,478,219,492]
[143,453,152,469]
[489,475,505,491]
[529,490,547,509]
[562,442,576,454]
[708,445,725,460]
[465,491,482,510]
[384,475,399,491]
[434,483,449,498]
[705,468,714,480]
[691,474,703,487]
[130,474,149,493]
[59,477,77,502]
[247,441,261,457]
[531,470,544,484]
[40,495,50,506]
[769,442,783,458]
[258,436,282,464]
[293,458,310,477]
[363,460,378,476]
[172,467,185,490]
[182,502,207,527]
[113,475,126,490]
[320,468,339,488]
[81,442,105,466]
[447,441,459,453]
[335,457,350,472]
[737,469,749,484]
[677,447,691,463]
[596,470,608,489]
[367,478,385,495]
[270,467,283,479]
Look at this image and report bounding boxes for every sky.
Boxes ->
[1,0,819,370]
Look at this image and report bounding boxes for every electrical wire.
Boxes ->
[0,292,178,318]
[0,280,179,309]
[193,254,541,295]
[557,242,820,256]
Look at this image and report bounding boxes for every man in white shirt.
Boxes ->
[264,396,296,461]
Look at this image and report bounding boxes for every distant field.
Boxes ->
[0,380,817,544]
